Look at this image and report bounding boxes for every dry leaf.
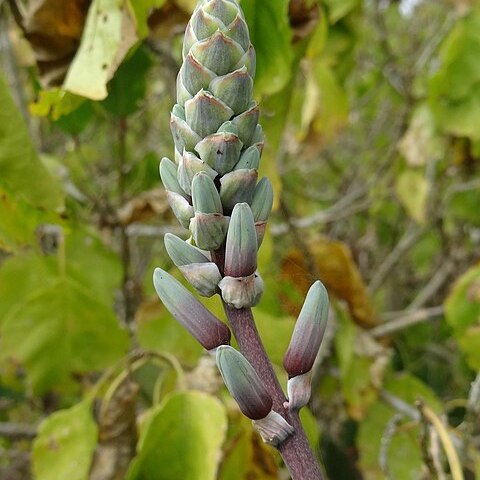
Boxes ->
[89,377,139,480]
[117,188,171,225]
[281,238,378,327]
[23,0,91,87]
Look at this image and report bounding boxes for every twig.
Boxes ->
[0,423,36,440]
[416,400,464,480]
[408,261,455,310]
[430,427,448,480]
[419,409,438,479]
[368,224,425,294]
[5,0,26,35]
[378,413,403,479]
[371,306,443,338]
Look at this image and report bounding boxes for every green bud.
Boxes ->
[209,66,253,114]
[185,90,234,138]
[195,132,243,175]
[191,172,223,214]
[190,212,229,251]
[215,345,272,420]
[166,191,194,229]
[159,157,187,198]
[164,233,221,296]
[224,203,257,277]
[178,150,217,195]
[179,53,215,99]
[231,102,259,145]
[170,106,202,153]
[191,30,244,77]
[220,169,258,213]
[251,177,273,222]
[234,145,260,171]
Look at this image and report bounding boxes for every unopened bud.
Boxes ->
[220,169,258,213]
[195,132,243,175]
[178,150,217,195]
[191,172,223,214]
[283,281,329,378]
[153,268,230,350]
[224,203,257,277]
[164,233,221,296]
[215,345,272,420]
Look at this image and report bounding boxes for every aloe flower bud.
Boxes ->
[219,203,263,308]
[190,172,229,250]
[159,157,194,229]
[283,281,329,410]
[216,345,294,446]
[251,177,274,247]
[164,233,221,297]
[153,268,231,351]
[167,0,262,209]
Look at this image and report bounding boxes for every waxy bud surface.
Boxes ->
[283,280,329,378]
[215,345,272,420]
[153,268,230,350]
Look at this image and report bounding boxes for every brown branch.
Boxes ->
[0,422,37,441]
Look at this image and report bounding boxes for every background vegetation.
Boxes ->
[0,0,479,478]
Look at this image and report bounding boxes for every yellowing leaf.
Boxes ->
[0,74,64,211]
[398,104,445,167]
[300,59,348,142]
[445,263,480,369]
[219,414,279,480]
[64,0,138,100]
[127,391,227,480]
[281,238,378,327]
[33,401,97,480]
[395,170,429,224]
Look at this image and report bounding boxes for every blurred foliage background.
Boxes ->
[0,0,479,479]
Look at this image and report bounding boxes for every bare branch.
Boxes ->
[0,423,37,441]
[371,306,444,338]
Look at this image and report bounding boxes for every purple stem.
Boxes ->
[212,249,324,480]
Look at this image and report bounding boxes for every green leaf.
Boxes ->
[0,188,43,252]
[242,0,293,97]
[128,0,167,38]
[445,264,480,369]
[357,373,442,480]
[135,297,203,365]
[429,9,480,140]
[0,74,64,211]
[64,0,139,100]
[32,401,97,480]
[0,276,130,394]
[299,59,348,141]
[254,309,294,366]
[323,0,360,23]
[29,88,87,121]
[101,45,152,117]
[127,391,227,480]
[218,414,279,480]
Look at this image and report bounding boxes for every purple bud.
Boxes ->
[283,281,329,378]
[153,268,231,350]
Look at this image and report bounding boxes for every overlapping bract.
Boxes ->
[160,0,271,255]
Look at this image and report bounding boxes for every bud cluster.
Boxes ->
[153,0,330,448]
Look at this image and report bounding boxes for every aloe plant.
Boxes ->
[153,1,329,478]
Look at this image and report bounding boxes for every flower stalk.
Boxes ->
[154,1,328,477]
